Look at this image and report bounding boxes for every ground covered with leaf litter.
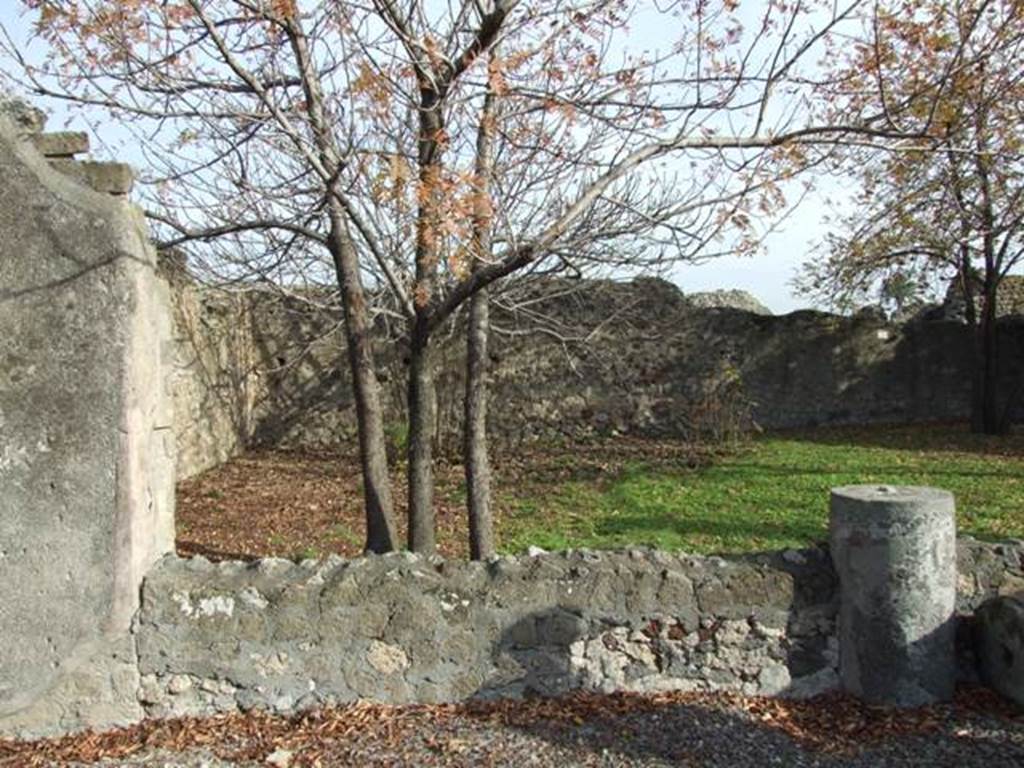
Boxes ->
[175,438,711,561]
[176,424,1024,560]
[3,687,1023,767]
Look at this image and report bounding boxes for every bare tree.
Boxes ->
[5,0,934,554]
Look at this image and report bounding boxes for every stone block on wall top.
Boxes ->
[47,158,135,195]
[31,131,89,158]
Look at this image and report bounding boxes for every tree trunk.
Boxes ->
[327,209,399,552]
[966,273,1004,436]
[969,93,1005,436]
[464,286,494,560]
[962,269,986,435]
[975,284,1003,435]
[406,82,445,555]
[464,77,498,561]
[283,22,398,552]
[407,320,436,553]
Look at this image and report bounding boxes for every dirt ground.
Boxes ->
[175,439,707,561]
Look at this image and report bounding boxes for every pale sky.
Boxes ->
[0,3,848,314]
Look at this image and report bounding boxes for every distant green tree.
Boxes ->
[878,272,927,320]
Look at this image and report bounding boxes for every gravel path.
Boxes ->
[8,689,1022,768]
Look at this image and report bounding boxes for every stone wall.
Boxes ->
[169,272,260,478]
[169,282,362,479]
[941,274,1024,321]
[169,275,1024,477]
[131,537,1022,719]
[0,106,175,736]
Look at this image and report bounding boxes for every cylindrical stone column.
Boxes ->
[830,485,957,707]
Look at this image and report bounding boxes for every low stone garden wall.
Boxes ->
[133,538,1024,720]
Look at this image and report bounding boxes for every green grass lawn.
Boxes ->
[498,424,1024,555]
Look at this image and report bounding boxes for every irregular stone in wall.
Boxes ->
[956,537,1024,612]
[0,94,46,134]
[685,289,773,315]
[973,595,1024,708]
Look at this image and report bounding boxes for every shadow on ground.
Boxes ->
[455,608,1024,767]
[775,423,1024,458]
[478,692,1024,767]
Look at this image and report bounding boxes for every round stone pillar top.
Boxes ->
[832,484,954,503]
[831,485,955,522]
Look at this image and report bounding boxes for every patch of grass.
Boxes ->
[328,523,361,548]
[292,545,321,561]
[498,424,1024,555]
[385,421,409,459]
[445,481,468,505]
